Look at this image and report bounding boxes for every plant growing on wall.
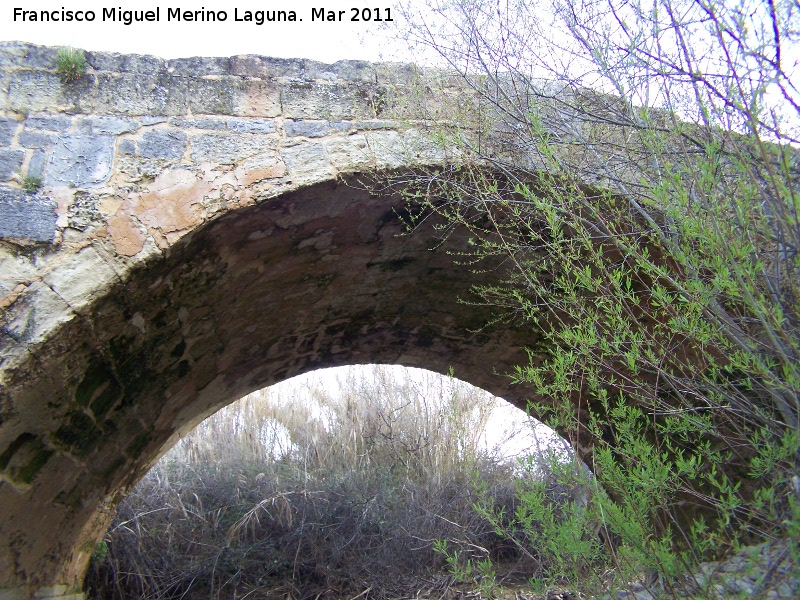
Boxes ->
[20,175,42,194]
[55,47,87,83]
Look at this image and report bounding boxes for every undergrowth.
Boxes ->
[85,367,548,600]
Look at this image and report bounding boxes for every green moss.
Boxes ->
[76,361,115,407]
[16,447,54,484]
[54,411,100,457]
[90,379,122,420]
[0,433,54,484]
[101,455,126,480]
[0,433,34,470]
[125,431,152,459]
[171,339,186,358]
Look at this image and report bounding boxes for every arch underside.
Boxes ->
[0,174,540,591]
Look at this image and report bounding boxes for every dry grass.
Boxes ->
[86,367,549,600]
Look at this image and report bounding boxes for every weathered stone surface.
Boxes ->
[167,56,231,76]
[138,130,187,160]
[27,150,46,179]
[186,77,240,115]
[169,118,227,130]
[226,118,276,134]
[190,133,277,164]
[94,72,188,116]
[0,118,17,146]
[0,42,674,600]
[284,120,331,138]
[366,131,408,169]
[0,188,57,242]
[24,116,71,132]
[0,279,73,344]
[282,80,376,120]
[77,116,139,135]
[45,135,114,187]
[41,246,118,311]
[0,149,24,180]
[324,135,372,171]
[7,70,91,114]
[280,143,333,183]
[117,139,135,155]
[18,131,52,149]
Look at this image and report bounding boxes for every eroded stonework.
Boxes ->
[0,43,530,599]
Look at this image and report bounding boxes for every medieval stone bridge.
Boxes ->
[0,42,554,598]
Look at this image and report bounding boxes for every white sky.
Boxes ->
[1,1,412,63]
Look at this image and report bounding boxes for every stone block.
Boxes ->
[117,139,136,154]
[118,139,136,155]
[237,79,282,117]
[305,60,376,82]
[187,77,240,115]
[77,116,139,135]
[324,135,372,171]
[226,119,276,134]
[402,129,447,164]
[0,117,18,146]
[329,121,354,133]
[18,131,53,148]
[0,280,73,345]
[42,245,118,311]
[94,72,188,116]
[7,70,93,114]
[229,55,306,78]
[25,115,71,132]
[169,118,227,130]
[281,80,374,120]
[190,133,277,164]
[280,143,333,184]
[0,246,37,296]
[0,149,24,180]
[33,584,67,598]
[355,120,395,130]
[366,131,407,169]
[141,116,167,125]
[284,120,330,138]
[28,149,46,178]
[168,56,231,76]
[0,587,26,600]
[45,135,115,187]
[139,130,187,160]
[0,187,57,242]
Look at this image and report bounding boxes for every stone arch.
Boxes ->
[0,173,540,596]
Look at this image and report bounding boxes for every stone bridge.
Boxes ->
[0,43,545,598]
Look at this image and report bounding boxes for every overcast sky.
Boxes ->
[1,1,411,63]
